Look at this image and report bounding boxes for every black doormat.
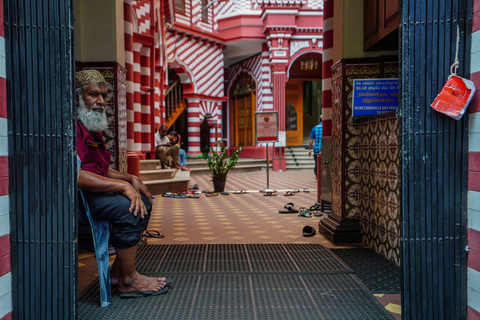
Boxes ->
[79,244,394,319]
[331,249,401,294]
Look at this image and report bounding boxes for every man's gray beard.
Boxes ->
[77,97,108,132]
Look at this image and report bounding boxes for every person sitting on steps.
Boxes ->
[166,131,189,171]
[155,124,180,169]
[75,70,170,297]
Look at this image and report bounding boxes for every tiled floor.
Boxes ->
[79,170,401,319]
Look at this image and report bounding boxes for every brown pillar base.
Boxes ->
[318,214,363,244]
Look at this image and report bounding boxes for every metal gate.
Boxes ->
[5,0,77,319]
[400,1,472,319]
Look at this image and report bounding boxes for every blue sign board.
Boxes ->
[352,79,399,117]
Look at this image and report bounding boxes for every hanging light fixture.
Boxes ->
[300,57,318,71]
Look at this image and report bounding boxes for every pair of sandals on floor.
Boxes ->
[162,192,199,199]
[284,189,309,196]
[278,202,323,218]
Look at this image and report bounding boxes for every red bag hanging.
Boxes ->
[431,74,475,120]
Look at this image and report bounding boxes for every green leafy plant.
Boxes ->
[203,145,243,180]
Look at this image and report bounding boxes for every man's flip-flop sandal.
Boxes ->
[303,189,310,193]
[221,191,229,195]
[263,191,277,196]
[145,230,164,239]
[292,189,301,193]
[298,207,312,218]
[284,191,295,196]
[233,190,249,194]
[187,194,200,199]
[119,286,169,299]
[170,193,187,198]
[309,204,323,217]
[205,192,219,197]
[278,202,299,214]
[162,192,173,197]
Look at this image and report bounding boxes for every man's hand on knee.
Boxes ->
[122,183,148,218]
[131,176,154,205]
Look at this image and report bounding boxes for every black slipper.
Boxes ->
[119,286,169,298]
[263,191,277,196]
[278,202,299,214]
[302,226,316,237]
[145,230,164,239]
[221,191,229,195]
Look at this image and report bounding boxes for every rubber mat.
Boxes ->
[79,244,394,320]
[331,248,401,293]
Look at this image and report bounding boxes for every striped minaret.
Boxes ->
[124,0,135,151]
[140,46,151,152]
[322,0,333,137]
[0,1,12,319]
[468,1,480,318]
[133,42,143,152]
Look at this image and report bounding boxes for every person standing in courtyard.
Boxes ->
[75,70,170,297]
[308,115,323,178]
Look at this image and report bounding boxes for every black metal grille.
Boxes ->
[5,0,77,319]
[79,244,393,320]
[400,0,471,318]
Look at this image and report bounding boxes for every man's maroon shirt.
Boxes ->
[77,121,111,177]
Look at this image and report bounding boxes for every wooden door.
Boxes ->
[231,92,255,146]
[285,80,303,146]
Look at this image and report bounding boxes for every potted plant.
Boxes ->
[203,144,243,192]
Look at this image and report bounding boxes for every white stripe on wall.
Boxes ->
[469,133,480,152]
[468,267,480,313]
[469,112,480,134]
[0,272,12,319]
[469,207,480,232]
[0,196,9,237]
[0,136,7,157]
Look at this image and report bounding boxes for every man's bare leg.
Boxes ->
[113,244,166,293]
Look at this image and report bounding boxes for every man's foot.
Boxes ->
[181,166,189,171]
[110,259,121,286]
[118,272,167,293]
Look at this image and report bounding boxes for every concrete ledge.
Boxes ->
[140,169,175,181]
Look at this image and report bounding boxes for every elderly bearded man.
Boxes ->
[75,70,171,297]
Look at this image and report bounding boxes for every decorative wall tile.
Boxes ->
[331,59,401,265]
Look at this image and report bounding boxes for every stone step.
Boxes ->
[186,158,267,171]
[144,170,190,195]
[139,169,176,181]
[190,164,268,176]
[287,155,315,161]
[139,159,160,171]
[286,165,315,170]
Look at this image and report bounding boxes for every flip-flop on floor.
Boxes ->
[119,286,169,299]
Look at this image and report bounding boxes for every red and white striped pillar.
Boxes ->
[124,0,135,151]
[154,69,161,130]
[187,99,201,156]
[0,1,12,318]
[133,42,143,153]
[467,1,480,318]
[272,64,286,171]
[321,0,334,137]
[140,46,151,152]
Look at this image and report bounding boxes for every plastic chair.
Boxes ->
[79,189,112,307]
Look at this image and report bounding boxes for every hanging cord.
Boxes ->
[450,25,460,76]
